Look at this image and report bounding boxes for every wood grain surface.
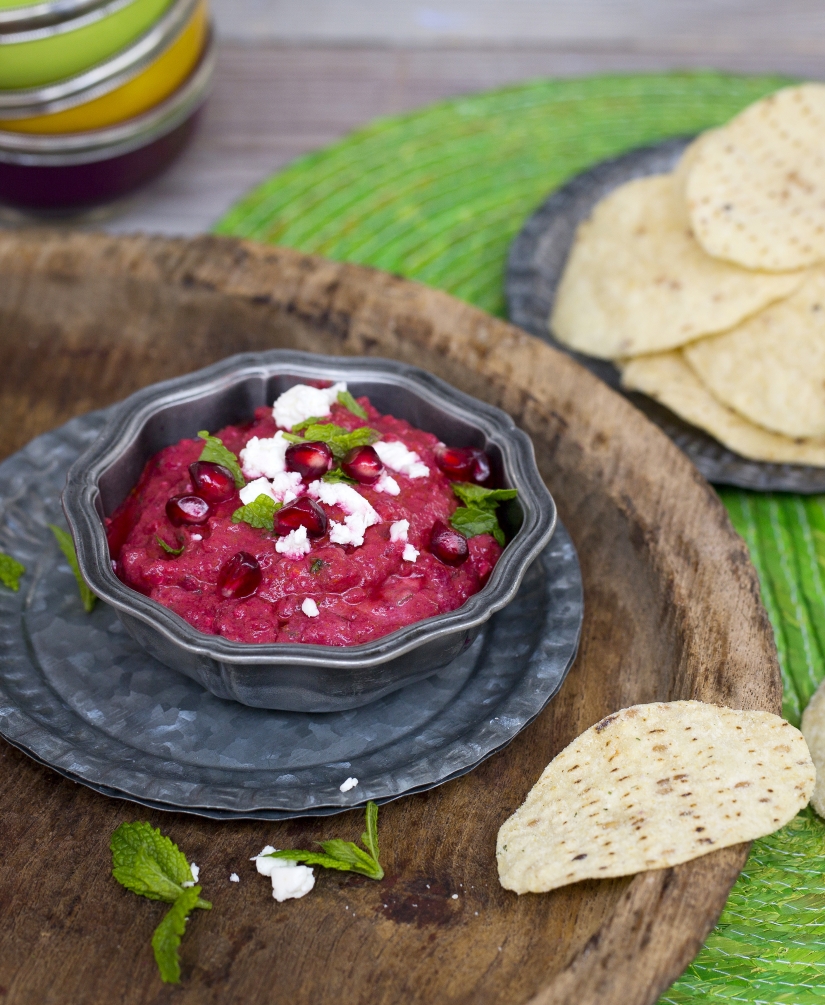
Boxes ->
[0,230,781,1005]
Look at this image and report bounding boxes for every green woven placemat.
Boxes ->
[216,72,825,1003]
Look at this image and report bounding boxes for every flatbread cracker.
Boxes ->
[550,174,802,359]
[621,350,825,466]
[684,269,825,440]
[497,701,813,895]
[801,680,825,819]
[686,83,825,271]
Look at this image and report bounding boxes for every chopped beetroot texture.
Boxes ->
[108,396,503,646]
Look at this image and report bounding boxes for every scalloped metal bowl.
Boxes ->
[63,351,557,712]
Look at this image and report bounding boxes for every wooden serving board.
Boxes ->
[0,231,780,1005]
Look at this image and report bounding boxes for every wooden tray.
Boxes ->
[0,230,780,1005]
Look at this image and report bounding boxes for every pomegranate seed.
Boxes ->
[429,520,469,566]
[217,551,261,599]
[189,461,237,503]
[166,494,211,526]
[342,445,384,484]
[274,496,328,538]
[285,441,333,480]
[434,445,491,484]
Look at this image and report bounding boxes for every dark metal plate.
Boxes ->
[0,409,582,819]
[506,137,825,493]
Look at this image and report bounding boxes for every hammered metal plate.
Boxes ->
[0,409,582,819]
[506,137,825,494]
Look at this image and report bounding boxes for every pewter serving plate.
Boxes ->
[0,409,582,819]
[506,137,825,494]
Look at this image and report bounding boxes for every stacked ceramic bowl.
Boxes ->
[0,0,214,213]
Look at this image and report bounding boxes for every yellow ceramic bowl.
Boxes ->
[0,0,207,134]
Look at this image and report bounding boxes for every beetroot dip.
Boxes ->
[106,388,505,646]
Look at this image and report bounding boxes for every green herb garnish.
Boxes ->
[111,821,211,984]
[337,390,368,421]
[262,801,383,881]
[310,558,328,574]
[448,483,518,547]
[322,466,356,484]
[283,423,380,462]
[156,535,184,556]
[197,431,245,488]
[0,552,25,592]
[49,524,96,612]
[231,493,281,531]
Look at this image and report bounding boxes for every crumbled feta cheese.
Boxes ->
[309,479,379,547]
[275,525,311,559]
[182,862,200,887]
[373,440,429,478]
[230,873,240,883]
[402,544,419,563]
[389,520,409,543]
[240,432,290,479]
[340,777,358,792]
[252,846,315,901]
[302,597,319,617]
[272,382,347,431]
[374,472,400,495]
[308,479,375,517]
[191,533,202,541]
[239,476,277,506]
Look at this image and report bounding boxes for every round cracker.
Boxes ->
[550,174,803,359]
[686,83,825,271]
[620,350,825,466]
[497,701,813,895]
[801,680,825,819]
[683,268,825,439]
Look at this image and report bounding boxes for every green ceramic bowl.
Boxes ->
[0,0,173,89]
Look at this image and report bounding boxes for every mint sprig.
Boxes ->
[49,524,96,613]
[448,483,517,547]
[156,535,184,556]
[197,431,245,488]
[111,821,211,984]
[232,494,282,531]
[0,552,24,592]
[262,801,384,881]
[284,423,380,462]
[337,390,368,421]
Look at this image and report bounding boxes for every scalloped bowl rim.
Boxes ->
[63,351,557,670]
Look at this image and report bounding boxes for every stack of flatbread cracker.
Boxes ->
[551,83,825,466]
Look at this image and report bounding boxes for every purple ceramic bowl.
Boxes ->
[0,25,212,213]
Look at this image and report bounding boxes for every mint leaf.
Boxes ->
[0,552,24,592]
[361,799,379,862]
[231,494,281,531]
[291,415,325,433]
[261,801,384,881]
[111,821,194,902]
[152,886,205,985]
[322,466,356,484]
[319,839,384,880]
[450,505,504,545]
[156,535,184,556]
[197,431,244,488]
[265,850,359,872]
[337,390,368,421]
[49,524,96,613]
[284,423,380,461]
[451,483,517,509]
[449,483,516,546]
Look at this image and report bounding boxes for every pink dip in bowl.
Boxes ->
[107,387,503,646]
